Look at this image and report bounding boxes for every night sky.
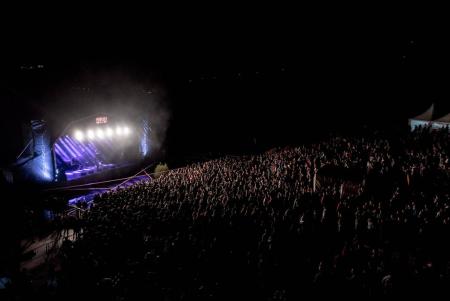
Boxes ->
[1,12,449,165]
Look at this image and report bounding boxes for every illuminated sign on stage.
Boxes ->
[96,116,108,124]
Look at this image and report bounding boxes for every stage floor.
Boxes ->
[64,163,117,181]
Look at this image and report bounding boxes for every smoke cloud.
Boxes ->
[44,65,171,155]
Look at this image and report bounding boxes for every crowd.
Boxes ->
[4,126,450,300]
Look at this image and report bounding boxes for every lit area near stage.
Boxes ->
[9,114,152,184]
[53,115,151,182]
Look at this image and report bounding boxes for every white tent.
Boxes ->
[431,112,450,130]
[435,112,450,123]
[409,103,450,131]
[413,103,434,121]
[409,104,434,130]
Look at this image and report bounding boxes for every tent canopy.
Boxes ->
[409,103,450,131]
[412,103,434,121]
[435,112,450,123]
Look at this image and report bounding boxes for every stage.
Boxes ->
[8,114,151,186]
[64,163,116,181]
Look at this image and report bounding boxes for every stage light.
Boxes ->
[74,130,84,141]
[96,128,105,139]
[123,126,130,136]
[87,129,95,139]
[116,126,123,136]
[106,127,113,137]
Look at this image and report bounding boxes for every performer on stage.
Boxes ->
[95,152,103,171]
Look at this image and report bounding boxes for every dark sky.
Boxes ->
[0,11,449,164]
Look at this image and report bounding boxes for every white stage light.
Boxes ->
[74,130,84,141]
[116,126,123,136]
[87,129,95,139]
[106,127,113,137]
[96,128,104,139]
[123,126,130,136]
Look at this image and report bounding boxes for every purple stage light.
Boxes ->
[54,143,71,162]
[58,138,77,158]
[64,136,83,157]
[71,138,95,160]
